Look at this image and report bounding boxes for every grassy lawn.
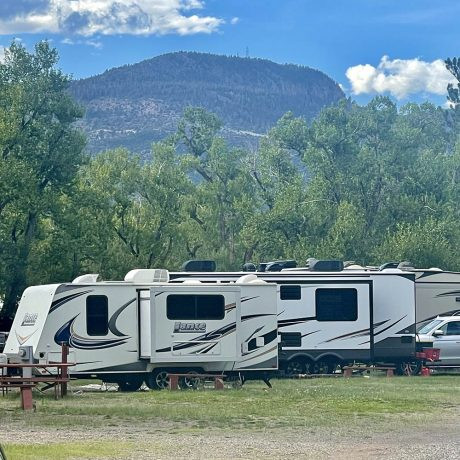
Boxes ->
[1,375,459,459]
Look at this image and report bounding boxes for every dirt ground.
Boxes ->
[2,412,459,459]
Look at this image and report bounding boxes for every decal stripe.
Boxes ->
[373,316,406,337]
[50,290,92,313]
[54,315,131,350]
[156,322,237,353]
[435,291,460,298]
[108,298,135,337]
[321,320,389,343]
[278,317,315,328]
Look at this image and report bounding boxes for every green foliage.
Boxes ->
[446,57,460,107]
[2,42,460,320]
[0,41,85,319]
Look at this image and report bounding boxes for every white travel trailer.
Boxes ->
[170,267,420,375]
[4,270,278,390]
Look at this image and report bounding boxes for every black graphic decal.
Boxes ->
[108,298,135,337]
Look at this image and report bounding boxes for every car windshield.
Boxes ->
[418,319,443,334]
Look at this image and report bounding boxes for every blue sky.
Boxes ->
[0,0,458,104]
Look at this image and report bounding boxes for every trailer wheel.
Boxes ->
[395,361,421,376]
[179,372,201,390]
[312,360,333,375]
[146,369,170,390]
[285,358,307,376]
[117,377,143,392]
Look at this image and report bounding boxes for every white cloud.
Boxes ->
[61,37,103,49]
[0,0,223,36]
[346,56,456,99]
[230,17,239,25]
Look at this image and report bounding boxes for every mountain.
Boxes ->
[70,52,345,155]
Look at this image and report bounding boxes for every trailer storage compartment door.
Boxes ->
[150,286,240,363]
[139,290,151,358]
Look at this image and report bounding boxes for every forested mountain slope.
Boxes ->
[70,52,344,154]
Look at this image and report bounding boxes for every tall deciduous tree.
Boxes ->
[446,57,460,107]
[0,42,85,322]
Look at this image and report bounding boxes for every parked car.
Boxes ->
[417,315,460,367]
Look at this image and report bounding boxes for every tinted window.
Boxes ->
[167,295,225,320]
[316,288,358,321]
[446,321,460,335]
[280,285,301,300]
[86,295,108,336]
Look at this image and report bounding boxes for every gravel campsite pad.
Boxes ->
[1,376,459,459]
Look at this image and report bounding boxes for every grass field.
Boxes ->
[1,375,460,459]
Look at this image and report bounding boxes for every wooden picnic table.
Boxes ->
[0,344,75,410]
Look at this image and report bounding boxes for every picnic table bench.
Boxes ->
[343,365,395,377]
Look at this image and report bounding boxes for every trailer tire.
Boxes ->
[285,358,311,376]
[114,376,144,392]
[312,359,333,375]
[395,361,421,376]
[146,369,170,390]
[117,378,143,392]
[179,371,201,390]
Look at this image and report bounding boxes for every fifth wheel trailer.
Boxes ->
[4,270,278,390]
[170,269,420,374]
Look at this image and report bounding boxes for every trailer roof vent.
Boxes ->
[124,269,170,283]
[308,259,344,272]
[259,260,297,272]
[378,262,399,271]
[181,260,216,272]
[72,274,100,284]
[181,279,202,285]
[236,274,258,284]
[397,261,414,270]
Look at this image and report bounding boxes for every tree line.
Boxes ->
[1,42,460,324]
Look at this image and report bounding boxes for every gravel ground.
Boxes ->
[1,415,459,459]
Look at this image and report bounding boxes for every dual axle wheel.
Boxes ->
[285,358,338,376]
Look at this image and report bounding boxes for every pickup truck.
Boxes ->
[417,315,460,368]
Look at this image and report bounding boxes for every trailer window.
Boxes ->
[167,295,225,320]
[86,295,109,336]
[280,285,301,300]
[315,288,358,321]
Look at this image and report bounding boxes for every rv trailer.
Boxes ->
[4,270,278,390]
[170,267,419,375]
[412,269,460,327]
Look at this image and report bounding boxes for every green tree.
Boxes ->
[446,57,460,107]
[0,41,85,321]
